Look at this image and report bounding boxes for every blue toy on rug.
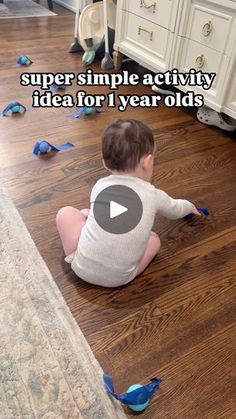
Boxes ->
[103,374,162,412]
[0,101,26,116]
[32,140,74,156]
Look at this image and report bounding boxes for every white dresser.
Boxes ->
[114,0,236,118]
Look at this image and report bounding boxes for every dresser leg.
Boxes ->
[113,51,123,70]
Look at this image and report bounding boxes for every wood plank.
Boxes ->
[85,227,236,346]
[97,289,235,418]
[145,324,236,419]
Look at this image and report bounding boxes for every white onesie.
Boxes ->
[66,175,193,287]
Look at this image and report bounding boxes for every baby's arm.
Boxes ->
[155,188,199,219]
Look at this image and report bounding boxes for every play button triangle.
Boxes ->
[110,201,128,219]
[94,185,143,234]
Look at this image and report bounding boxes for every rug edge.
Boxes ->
[0,186,127,418]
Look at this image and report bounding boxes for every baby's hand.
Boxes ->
[191,205,202,216]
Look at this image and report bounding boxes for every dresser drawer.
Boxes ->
[117,11,172,71]
[180,39,223,82]
[176,37,230,106]
[179,2,233,54]
[122,0,179,31]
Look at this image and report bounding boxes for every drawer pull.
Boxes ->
[202,21,213,37]
[140,0,157,13]
[195,54,205,69]
[138,25,154,41]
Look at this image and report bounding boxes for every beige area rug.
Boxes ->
[0,0,56,18]
[0,187,127,418]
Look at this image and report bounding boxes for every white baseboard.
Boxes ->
[53,0,76,12]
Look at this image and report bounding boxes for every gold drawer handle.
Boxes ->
[202,21,213,37]
[140,0,157,13]
[195,54,205,69]
[138,25,154,41]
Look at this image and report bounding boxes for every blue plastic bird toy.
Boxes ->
[67,107,105,119]
[0,101,27,116]
[184,207,209,221]
[103,374,162,413]
[15,55,33,66]
[32,140,74,156]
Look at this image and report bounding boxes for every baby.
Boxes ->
[56,119,200,287]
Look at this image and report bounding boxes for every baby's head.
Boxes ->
[102,119,155,182]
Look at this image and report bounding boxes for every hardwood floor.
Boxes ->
[0,8,236,419]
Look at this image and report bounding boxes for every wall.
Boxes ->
[54,0,93,12]
[54,0,77,12]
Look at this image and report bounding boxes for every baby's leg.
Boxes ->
[136,232,161,276]
[56,206,89,256]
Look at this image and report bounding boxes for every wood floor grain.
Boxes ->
[0,8,236,419]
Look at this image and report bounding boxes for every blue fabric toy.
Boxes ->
[67,107,105,119]
[184,207,209,221]
[15,55,33,66]
[103,374,162,412]
[0,101,27,116]
[32,140,74,156]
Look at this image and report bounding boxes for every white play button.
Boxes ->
[94,185,143,234]
[110,201,128,219]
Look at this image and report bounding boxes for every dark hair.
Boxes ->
[102,119,154,171]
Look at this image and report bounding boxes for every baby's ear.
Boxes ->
[102,159,109,171]
[141,154,153,170]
